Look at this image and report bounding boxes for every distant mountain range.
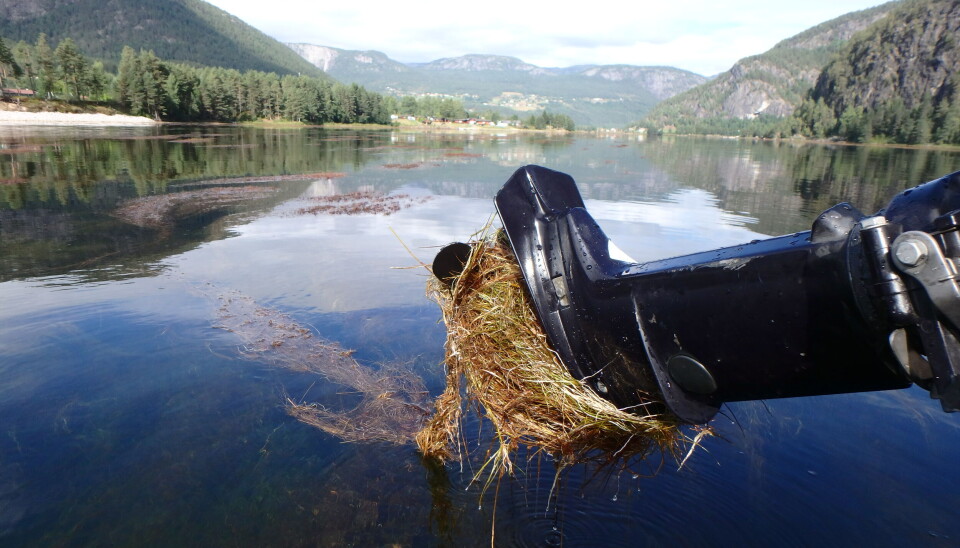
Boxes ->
[0,0,325,77]
[642,1,899,127]
[287,44,707,127]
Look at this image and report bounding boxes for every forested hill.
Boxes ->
[0,0,325,77]
[288,44,707,128]
[642,1,899,130]
[802,0,960,143]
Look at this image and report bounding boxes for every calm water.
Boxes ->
[1,126,959,547]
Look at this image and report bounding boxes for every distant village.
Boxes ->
[389,114,519,128]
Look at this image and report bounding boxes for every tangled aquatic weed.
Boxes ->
[416,229,711,483]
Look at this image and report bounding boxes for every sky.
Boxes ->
[204,0,891,76]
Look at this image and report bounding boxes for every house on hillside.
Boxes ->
[1,88,36,98]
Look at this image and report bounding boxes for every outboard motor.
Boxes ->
[480,165,960,423]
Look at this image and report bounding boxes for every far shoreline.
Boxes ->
[7,112,957,152]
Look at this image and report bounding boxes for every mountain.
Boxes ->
[287,43,412,76]
[287,44,707,127]
[642,1,899,128]
[811,0,959,117]
[801,0,960,143]
[414,54,549,74]
[0,0,325,77]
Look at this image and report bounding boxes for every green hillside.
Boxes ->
[0,0,325,77]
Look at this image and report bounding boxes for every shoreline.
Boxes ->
[653,131,960,152]
[0,110,157,126]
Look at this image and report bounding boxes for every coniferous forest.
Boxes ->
[0,33,395,124]
[0,32,581,130]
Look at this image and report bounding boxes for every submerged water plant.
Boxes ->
[214,290,432,444]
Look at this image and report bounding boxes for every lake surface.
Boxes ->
[1,125,959,547]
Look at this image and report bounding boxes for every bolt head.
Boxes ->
[896,240,928,266]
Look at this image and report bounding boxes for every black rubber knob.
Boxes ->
[432,242,472,286]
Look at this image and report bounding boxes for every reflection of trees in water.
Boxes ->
[0,129,382,208]
[643,138,960,235]
[0,128,581,208]
[0,180,308,282]
[4,127,954,237]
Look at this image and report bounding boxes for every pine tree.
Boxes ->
[34,34,56,99]
[908,94,933,144]
[117,46,138,106]
[85,61,109,101]
[54,38,89,100]
[935,100,960,144]
[12,41,34,89]
[0,36,22,92]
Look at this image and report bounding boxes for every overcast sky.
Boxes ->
[204,0,890,76]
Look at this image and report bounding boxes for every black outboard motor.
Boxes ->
[484,165,960,423]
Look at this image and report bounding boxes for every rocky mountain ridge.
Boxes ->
[643,1,899,126]
[812,0,960,114]
[797,0,960,144]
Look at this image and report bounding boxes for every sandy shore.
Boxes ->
[0,110,157,126]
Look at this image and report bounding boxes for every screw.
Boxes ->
[896,240,928,267]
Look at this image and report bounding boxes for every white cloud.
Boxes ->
[206,0,889,75]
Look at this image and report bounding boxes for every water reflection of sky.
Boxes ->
[166,180,766,314]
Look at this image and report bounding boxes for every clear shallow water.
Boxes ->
[1,126,960,546]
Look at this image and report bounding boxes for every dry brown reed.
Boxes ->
[416,230,707,478]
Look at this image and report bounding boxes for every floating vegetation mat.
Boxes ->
[416,230,708,477]
[215,291,431,444]
[290,190,432,217]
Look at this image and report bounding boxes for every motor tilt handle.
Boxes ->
[493,166,960,423]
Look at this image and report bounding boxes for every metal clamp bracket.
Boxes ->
[891,231,960,332]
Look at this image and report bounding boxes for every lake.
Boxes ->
[1,125,959,547]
